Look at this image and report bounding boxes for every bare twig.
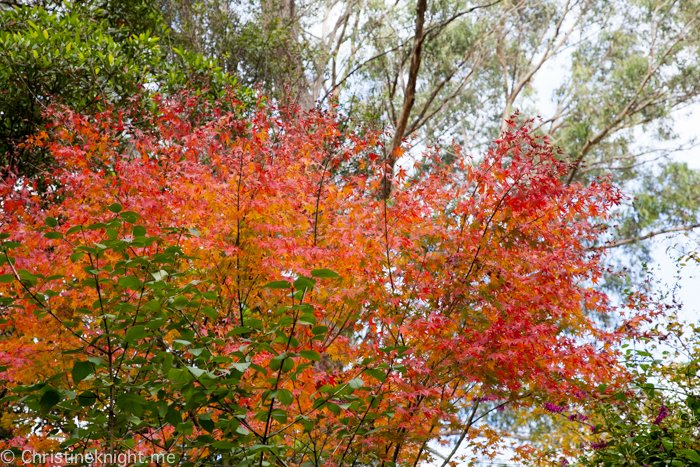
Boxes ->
[592,223,700,249]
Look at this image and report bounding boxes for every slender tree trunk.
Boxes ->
[381,0,428,199]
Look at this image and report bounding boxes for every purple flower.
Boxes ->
[544,402,566,413]
[590,441,608,450]
[559,458,569,466]
[567,413,589,422]
[653,404,669,425]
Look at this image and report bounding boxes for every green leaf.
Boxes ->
[168,368,193,384]
[277,389,294,406]
[165,406,182,425]
[0,274,14,283]
[118,275,143,290]
[681,450,700,463]
[300,350,321,361]
[132,225,147,237]
[312,325,328,335]
[293,276,316,291]
[108,203,122,213]
[200,418,215,433]
[66,226,83,235]
[39,389,61,413]
[78,391,96,407]
[151,270,168,281]
[212,440,236,449]
[70,252,85,263]
[119,211,140,223]
[116,393,147,416]
[44,217,58,228]
[311,269,340,278]
[264,280,291,289]
[232,362,251,372]
[201,306,217,320]
[271,408,288,424]
[87,356,104,366]
[44,231,63,240]
[125,325,147,342]
[187,366,205,378]
[326,402,341,415]
[348,378,364,389]
[71,361,94,384]
[299,314,316,326]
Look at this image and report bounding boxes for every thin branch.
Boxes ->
[324,0,502,104]
[592,223,700,249]
[437,401,480,467]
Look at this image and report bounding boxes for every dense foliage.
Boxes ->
[574,316,700,466]
[0,94,640,465]
[2,0,700,464]
[0,0,236,176]
[4,0,700,253]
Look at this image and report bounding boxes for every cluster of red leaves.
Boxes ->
[0,92,636,464]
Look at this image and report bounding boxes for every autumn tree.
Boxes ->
[0,92,646,465]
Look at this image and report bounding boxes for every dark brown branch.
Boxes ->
[323,0,502,105]
[381,0,428,199]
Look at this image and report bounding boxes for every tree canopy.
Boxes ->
[0,92,644,465]
[1,0,700,465]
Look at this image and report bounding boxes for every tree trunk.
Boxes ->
[381,0,428,199]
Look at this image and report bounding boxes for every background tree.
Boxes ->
[0,0,235,177]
